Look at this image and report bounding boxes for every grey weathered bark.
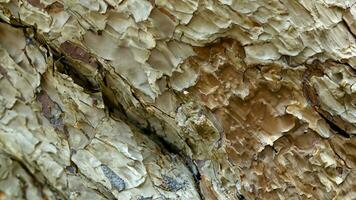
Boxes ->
[0,0,356,199]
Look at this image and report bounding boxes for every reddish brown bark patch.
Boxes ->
[158,7,176,22]
[26,0,45,9]
[37,90,64,129]
[60,41,98,67]
[45,1,64,13]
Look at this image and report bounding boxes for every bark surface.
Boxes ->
[0,0,356,199]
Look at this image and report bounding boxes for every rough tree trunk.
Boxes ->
[0,0,355,199]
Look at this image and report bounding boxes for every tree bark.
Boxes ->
[0,0,355,199]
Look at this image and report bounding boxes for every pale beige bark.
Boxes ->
[0,0,356,200]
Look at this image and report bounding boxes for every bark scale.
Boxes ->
[0,0,355,199]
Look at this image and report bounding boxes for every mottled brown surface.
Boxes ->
[0,0,355,199]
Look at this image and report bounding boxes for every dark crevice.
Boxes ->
[140,124,204,200]
[302,67,350,139]
[25,25,101,94]
[237,194,246,200]
[4,17,207,199]
[12,160,44,196]
[6,153,67,200]
[54,33,205,199]
[54,57,100,93]
[142,123,181,154]
[100,77,129,121]
[318,112,350,138]
[341,17,355,37]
